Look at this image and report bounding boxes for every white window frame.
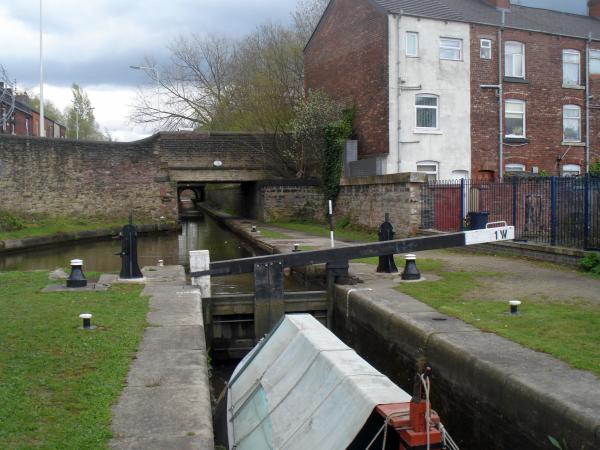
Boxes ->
[505,163,526,173]
[439,38,462,61]
[480,39,492,60]
[505,41,525,78]
[415,94,439,130]
[406,32,419,57]
[561,164,581,177]
[417,160,439,181]
[590,49,600,75]
[562,49,581,87]
[505,100,526,138]
[563,105,581,143]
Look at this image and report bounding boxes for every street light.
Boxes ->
[129,65,160,114]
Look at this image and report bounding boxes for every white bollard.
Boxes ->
[190,250,211,299]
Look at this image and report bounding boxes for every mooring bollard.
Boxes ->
[509,300,521,315]
[251,225,257,233]
[67,259,87,288]
[79,313,95,330]
[190,250,211,298]
[401,254,421,281]
[292,243,301,252]
[158,259,164,267]
[376,213,398,273]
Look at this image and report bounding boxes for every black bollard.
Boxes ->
[509,300,521,315]
[116,216,143,279]
[67,259,87,288]
[79,313,95,330]
[401,254,421,281]
[377,214,398,273]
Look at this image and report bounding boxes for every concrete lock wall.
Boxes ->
[0,134,177,219]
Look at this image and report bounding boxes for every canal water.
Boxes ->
[0,213,303,294]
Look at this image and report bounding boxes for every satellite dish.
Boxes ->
[213,160,223,167]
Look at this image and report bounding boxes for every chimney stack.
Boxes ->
[589,0,600,18]
[483,0,510,10]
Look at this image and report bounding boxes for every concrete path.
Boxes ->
[109,265,214,450]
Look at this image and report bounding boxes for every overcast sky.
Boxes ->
[0,1,300,141]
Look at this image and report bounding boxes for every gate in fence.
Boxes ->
[421,175,600,250]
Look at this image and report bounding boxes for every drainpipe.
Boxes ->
[586,33,591,174]
[498,11,505,180]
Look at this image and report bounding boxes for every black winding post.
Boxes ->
[117,214,143,279]
[253,261,284,341]
[377,214,398,273]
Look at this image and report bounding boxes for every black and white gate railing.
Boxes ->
[191,225,514,343]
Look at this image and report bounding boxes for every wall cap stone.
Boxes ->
[340,172,427,186]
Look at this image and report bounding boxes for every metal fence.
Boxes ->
[421,176,600,250]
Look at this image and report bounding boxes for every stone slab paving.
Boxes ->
[110,265,214,450]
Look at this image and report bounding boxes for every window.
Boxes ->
[440,38,462,60]
[406,32,418,57]
[590,49,600,74]
[563,50,581,86]
[563,105,581,142]
[505,100,526,138]
[415,94,439,129]
[417,161,439,181]
[480,39,492,59]
[506,163,526,173]
[505,41,525,78]
[561,164,581,177]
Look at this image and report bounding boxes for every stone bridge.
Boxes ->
[0,132,279,220]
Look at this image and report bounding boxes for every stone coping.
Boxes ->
[0,222,179,255]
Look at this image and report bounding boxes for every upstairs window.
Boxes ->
[415,94,439,129]
[563,105,581,142]
[505,41,525,78]
[480,39,492,59]
[590,49,600,74]
[406,32,419,57]
[440,38,462,60]
[563,50,581,86]
[505,100,526,138]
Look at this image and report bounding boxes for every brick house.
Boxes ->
[1,93,66,138]
[304,0,600,179]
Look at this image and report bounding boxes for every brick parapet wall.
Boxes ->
[304,0,389,159]
[258,174,424,237]
[470,24,600,178]
[0,134,177,219]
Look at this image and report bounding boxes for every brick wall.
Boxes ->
[304,0,389,159]
[257,174,425,237]
[471,24,600,178]
[0,135,177,219]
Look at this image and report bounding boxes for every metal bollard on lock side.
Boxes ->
[376,213,398,273]
[67,259,87,288]
[116,216,143,279]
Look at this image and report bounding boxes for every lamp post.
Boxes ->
[129,65,160,116]
[39,0,45,137]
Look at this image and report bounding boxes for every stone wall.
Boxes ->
[256,174,425,237]
[0,134,177,219]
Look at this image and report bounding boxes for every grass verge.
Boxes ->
[0,215,131,241]
[0,271,148,449]
[395,267,600,378]
[267,220,378,242]
[257,228,291,239]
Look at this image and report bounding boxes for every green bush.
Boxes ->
[590,160,600,177]
[0,210,25,232]
[579,252,600,275]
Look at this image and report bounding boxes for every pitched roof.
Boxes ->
[371,0,600,40]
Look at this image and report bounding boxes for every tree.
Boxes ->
[64,84,104,140]
[292,0,329,46]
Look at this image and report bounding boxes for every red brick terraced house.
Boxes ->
[1,94,66,138]
[304,0,600,180]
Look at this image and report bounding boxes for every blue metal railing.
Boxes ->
[421,175,600,250]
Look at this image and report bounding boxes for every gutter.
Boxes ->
[498,13,505,180]
[586,33,591,174]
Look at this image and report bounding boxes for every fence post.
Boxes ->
[512,177,517,229]
[550,176,557,246]
[584,173,590,249]
[459,179,465,231]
